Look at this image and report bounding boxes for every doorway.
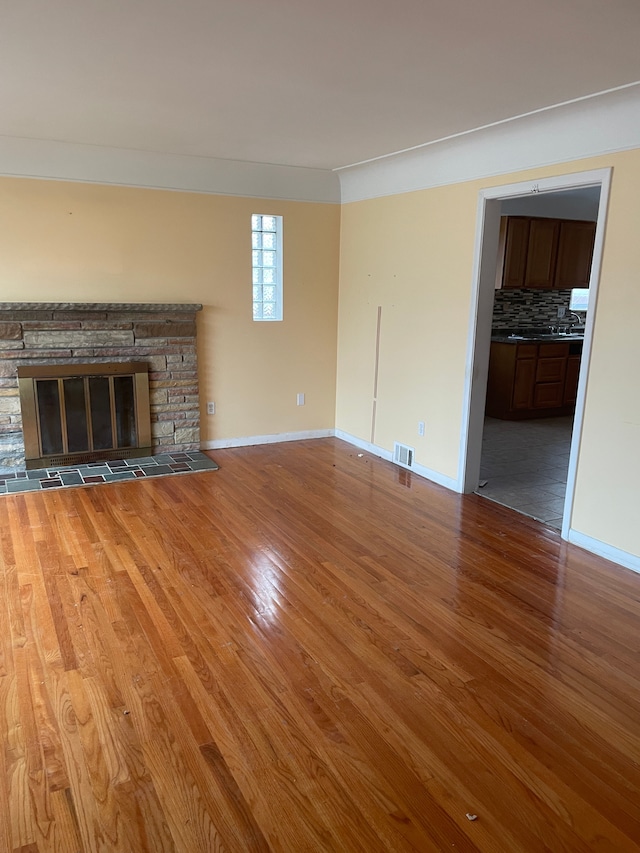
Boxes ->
[478,416,573,529]
[458,169,611,540]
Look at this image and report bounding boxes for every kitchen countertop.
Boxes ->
[491,329,585,344]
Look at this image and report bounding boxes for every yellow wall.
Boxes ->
[336,150,640,558]
[2,152,639,560]
[0,177,340,442]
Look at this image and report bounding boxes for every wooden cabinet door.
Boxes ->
[533,383,564,408]
[524,218,560,289]
[512,357,535,409]
[502,217,530,289]
[555,220,596,289]
[535,356,566,384]
[564,355,581,404]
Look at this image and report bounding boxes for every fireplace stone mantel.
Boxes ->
[0,302,203,469]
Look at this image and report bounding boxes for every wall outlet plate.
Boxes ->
[207,402,215,415]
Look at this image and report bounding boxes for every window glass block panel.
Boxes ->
[252,213,281,322]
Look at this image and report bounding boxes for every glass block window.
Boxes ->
[252,214,283,321]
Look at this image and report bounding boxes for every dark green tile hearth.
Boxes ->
[0,452,219,496]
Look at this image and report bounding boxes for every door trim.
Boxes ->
[457,167,612,542]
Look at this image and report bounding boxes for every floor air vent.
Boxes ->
[393,442,414,469]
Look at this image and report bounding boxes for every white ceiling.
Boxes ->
[1,0,640,172]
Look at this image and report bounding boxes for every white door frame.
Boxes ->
[457,167,612,541]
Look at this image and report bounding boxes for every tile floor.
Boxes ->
[0,451,219,495]
[476,416,574,530]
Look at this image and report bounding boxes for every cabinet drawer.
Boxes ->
[533,382,564,408]
[516,344,537,359]
[536,357,566,383]
[538,342,569,358]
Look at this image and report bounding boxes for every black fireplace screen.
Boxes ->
[18,363,151,469]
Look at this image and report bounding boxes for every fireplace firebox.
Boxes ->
[18,362,152,469]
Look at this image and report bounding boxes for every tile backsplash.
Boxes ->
[492,288,579,329]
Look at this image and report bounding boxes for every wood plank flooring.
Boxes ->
[0,436,639,852]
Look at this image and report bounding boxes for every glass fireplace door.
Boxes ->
[18,363,151,468]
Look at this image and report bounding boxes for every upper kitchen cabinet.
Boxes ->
[501,217,530,288]
[498,216,596,290]
[555,219,597,289]
[525,218,560,289]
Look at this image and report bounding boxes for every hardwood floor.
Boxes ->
[0,437,639,852]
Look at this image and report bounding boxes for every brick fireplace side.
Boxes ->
[0,302,202,468]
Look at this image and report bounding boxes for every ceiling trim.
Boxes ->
[337,84,640,203]
[1,82,639,207]
[0,136,341,204]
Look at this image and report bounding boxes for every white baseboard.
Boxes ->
[201,429,334,450]
[334,430,459,491]
[334,430,393,461]
[205,427,459,491]
[568,530,640,576]
[202,429,640,574]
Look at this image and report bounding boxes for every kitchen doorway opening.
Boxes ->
[458,169,611,541]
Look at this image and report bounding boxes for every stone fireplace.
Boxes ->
[0,302,202,470]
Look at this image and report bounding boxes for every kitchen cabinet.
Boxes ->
[499,216,595,290]
[486,340,582,419]
[512,356,536,409]
[525,218,560,289]
[501,217,530,289]
[555,220,596,289]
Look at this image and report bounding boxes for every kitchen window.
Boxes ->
[569,288,589,312]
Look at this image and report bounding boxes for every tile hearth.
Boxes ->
[0,450,218,495]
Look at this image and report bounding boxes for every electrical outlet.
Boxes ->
[207,401,215,415]
[557,306,567,318]
[418,421,425,436]
[297,393,305,406]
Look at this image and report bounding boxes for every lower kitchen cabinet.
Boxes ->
[564,354,581,404]
[513,357,535,409]
[486,341,582,419]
